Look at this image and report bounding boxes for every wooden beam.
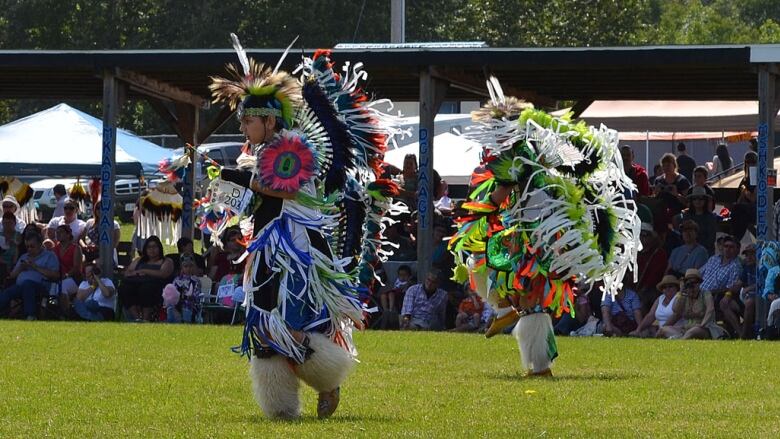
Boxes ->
[146,96,185,140]
[174,102,196,145]
[115,68,208,109]
[99,70,120,277]
[570,99,593,118]
[198,105,235,144]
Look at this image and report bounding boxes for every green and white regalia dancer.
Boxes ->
[449,77,641,376]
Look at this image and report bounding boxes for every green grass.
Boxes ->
[1,322,779,438]
[118,222,204,255]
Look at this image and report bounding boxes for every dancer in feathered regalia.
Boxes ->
[449,78,641,376]
[206,35,403,419]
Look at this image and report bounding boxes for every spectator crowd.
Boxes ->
[1,145,780,340]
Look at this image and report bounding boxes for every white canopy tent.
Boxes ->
[572,100,770,133]
[384,131,481,185]
[0,103,172,176]
[551,100,760,173]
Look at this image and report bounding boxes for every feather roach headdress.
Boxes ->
[209,33,301,129]
[471,77,534,123]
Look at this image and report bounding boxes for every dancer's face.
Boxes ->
[240,115,276,145]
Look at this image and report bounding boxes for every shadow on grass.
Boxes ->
[489,371,642,382]
[242,413,397,424]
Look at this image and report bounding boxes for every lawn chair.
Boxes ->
[200,275,244,324]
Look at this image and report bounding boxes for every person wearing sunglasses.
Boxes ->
[45,198,85,243]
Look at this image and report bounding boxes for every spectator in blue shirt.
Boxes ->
[0,233,59,320]
[601,283,644,337]
[666,220,709,277]
[720,243,758,339]
[401,269,448,331]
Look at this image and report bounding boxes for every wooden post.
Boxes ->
[180,106,198,240]
[99,70,119,277]
[757,64,777,330]
[417,67,447,278]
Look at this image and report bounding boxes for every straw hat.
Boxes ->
[656,274,680,291]
[683,268,702,282]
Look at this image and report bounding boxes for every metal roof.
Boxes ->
[0,44,763,102]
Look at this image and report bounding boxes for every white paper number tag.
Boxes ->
[215,180,252,215]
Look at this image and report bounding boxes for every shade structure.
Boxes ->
[0,103,172,176]
[384,131,481,185]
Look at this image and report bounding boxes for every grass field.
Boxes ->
[1,322,779,438]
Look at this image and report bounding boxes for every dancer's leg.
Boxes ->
[513,313,557,376]
[293,333,355,419]
[249,355,301,420]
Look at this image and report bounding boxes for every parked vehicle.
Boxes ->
[170,142,244,196]
[31,177,146,222]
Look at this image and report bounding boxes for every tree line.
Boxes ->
[1,0,779,135]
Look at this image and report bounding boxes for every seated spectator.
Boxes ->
[163,254,202,324]
[636,223,668,313]
[652,153,691,229]
[699,235,741,307]
[53,224,83,312]
[17,223,43,258]
[691,166,715,211]
[0,233,59,320]
[399,154,418,206]
[79,200,121,265]
[0,212,22,281]
[167,236,206,276]
[767,288,780,338]
[452,283,483,332]
[730,151,758,240]
[720,243,757,339]
[629,275,684,338]
[207,229,246,282]
[385,221,415,261]
[119,235,174,321]
[661,269,726,339]
[1,195,26,233]
[620,146,651,197]
[46,198,86,242]
[72,264,116,321]
[380,264,413,312]
[554,290,594,336]
[434,180,454,216]
[666,220,709,277]
[679,186,718,255]
[400,269,447,331]
[601,280,643,337]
